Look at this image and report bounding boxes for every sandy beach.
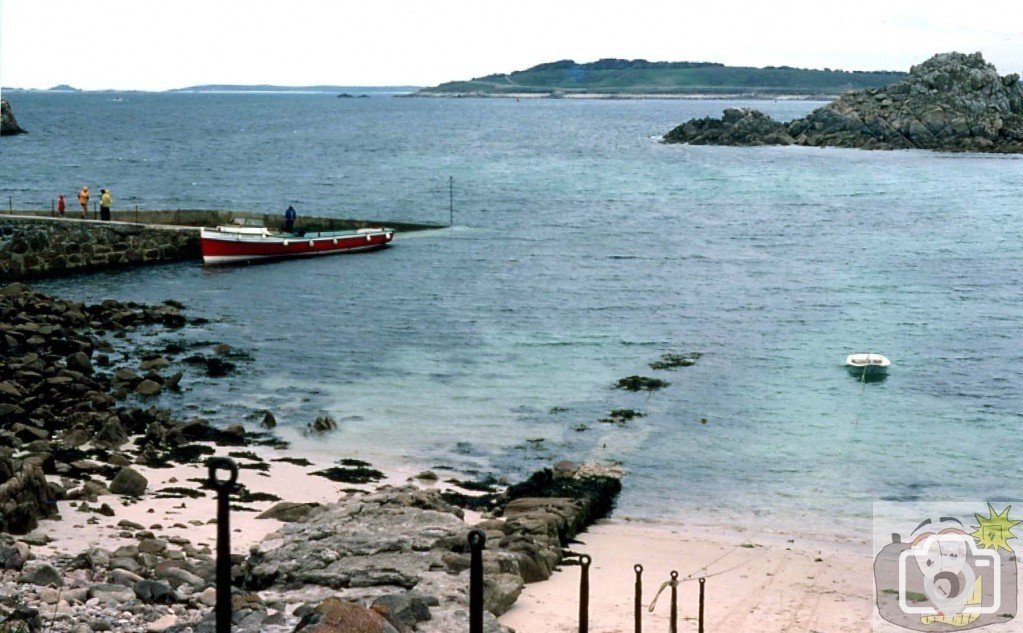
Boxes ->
[501,519,874,633]
[25,444,879,633]
[27,440,415,558]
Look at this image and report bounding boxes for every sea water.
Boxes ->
[3,92,1022,539]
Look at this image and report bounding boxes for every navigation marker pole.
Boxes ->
[449,176,454,227]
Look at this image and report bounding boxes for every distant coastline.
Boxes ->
[416,58,906,99]
[407,91,834,101]
[1,84,420,95]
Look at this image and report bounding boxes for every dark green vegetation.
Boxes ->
[418,59,905,97]
[310,462,385,485]
[599,409,645,425]
[650,352,702,370]
[615,375,670,391]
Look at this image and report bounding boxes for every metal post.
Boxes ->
[634,564,643,633]
[468,529,485,633]
[698,577,706,633]
[8,195,12,213]
[207,457,239,633]
[669,571,678,633]
[449,176,454,227]
[579,555,591,633]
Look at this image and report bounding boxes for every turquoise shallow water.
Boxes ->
[3,92,1022,537]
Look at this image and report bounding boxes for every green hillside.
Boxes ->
[419,59,906,97]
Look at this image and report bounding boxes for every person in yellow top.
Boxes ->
[99,189,112,221]
[77,186,90,218]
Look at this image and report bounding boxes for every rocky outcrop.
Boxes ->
[240,463,623,632]
[663,107,794,146]
[1,99,25,136]
[664,52,1023,153]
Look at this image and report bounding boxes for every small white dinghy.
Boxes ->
[845,353,891,381]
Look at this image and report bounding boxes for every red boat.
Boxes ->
[200,226,394,265]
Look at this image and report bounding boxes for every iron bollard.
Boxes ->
[698,577,706,633]
[207,457,239,633]
[634,564,643,633]
[578,554,591,633]
[669,570,678,633]
[468,529,486,633]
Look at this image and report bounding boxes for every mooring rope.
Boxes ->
[646,543,767,612]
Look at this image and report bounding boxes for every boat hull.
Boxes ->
[200,228,394,265]
[844,353,891,381]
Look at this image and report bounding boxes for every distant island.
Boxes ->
[168,84,418,94]
[415,58,907,99]
[662,52,1023,153]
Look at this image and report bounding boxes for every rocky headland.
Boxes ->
[0,283,624,631]
[1,99,25,136]
[663,52,1023,152]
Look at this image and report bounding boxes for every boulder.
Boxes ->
[88,582,136,605]
[295,597,400,633]
[370,593,432,631]
[483,572,524,616]
[135,379,163,396]
[0,453,58,534]
[256,501,320,522]
[109,466,148,496]
[134,579,178,604]
[18,561,63,587]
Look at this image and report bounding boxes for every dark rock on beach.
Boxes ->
[0,99,25,136]
[664,52,1023,153]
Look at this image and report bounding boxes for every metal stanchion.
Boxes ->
[634,564,643,633]
[669,570,678,633]
[698,577,706,633]
[468,529,485,633]
[207,457,238,633]
[579,555,591,633]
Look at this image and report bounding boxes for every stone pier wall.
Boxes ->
[0,215,200,280]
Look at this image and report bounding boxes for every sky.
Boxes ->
[1,0,1022,91]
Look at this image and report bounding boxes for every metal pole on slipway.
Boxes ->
[698,577,706,633]
[634,564,643,633]
[468,529,486,633]
[578,554,591,633]
[669,570,679,633]
[207,457,239,633]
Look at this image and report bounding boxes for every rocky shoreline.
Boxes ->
[0,284,624,632]
[663,52,1023,153]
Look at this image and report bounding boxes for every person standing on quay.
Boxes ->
[100,188,112,221]
[284,204,297,233]
[57,194,66,217]
[77,186,90,218]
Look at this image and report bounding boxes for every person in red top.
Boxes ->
[57,194,66,217]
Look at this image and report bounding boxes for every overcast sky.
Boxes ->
[2,0,1021,90]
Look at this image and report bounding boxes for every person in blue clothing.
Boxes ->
[284,205,297,233]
